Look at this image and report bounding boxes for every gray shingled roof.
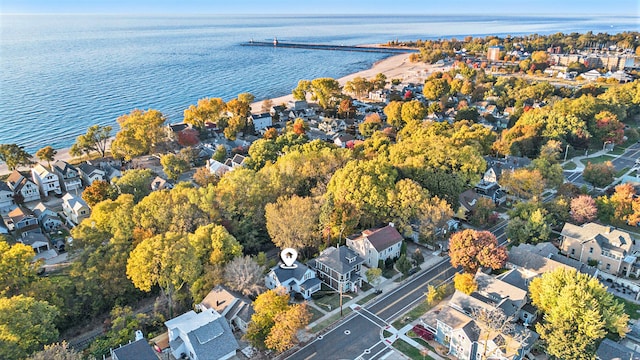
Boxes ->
[597,338,640,360]
[313,246,364,275]
[111,338,158,360]
[187,317,238,360]
[508,244,572,275]
[272,261,311,283]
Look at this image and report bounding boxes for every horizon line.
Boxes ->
[2,12,639,17]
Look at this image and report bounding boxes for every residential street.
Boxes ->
[563,143,640,187]
[286,222,508,360]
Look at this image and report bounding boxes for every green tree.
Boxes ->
[0,144,33,170]
[113,168,154,203]
[453,273,477,295]
[454,107,480,122]
[70,124,112,158]
[35,146,56,168]
[265,195,321,252]
[292,79,311,101]
[309,78,342,110]
[160,153,190,181]
[506,208,550,244]
[0,295,59,360]
[469,197,496,227]
[449,229,507,273]
[530,268,629,359]
[365,267,382,286]
[126,232,202,317]
[343,76,372,98]
[423,78,451,101]
[358,113,383,138]
[583,161,615,188]
[384,101,404,129]
[111,109,165,160]
[400,100,427,123]
[396,254,412,276]
[212,145,228,162]
[183,97,226,129]
[0,240,38,297]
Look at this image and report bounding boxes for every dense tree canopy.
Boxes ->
[183,97,227,129]
[111,109,166,160]
[530,268,628,360]
[70,125,112,158]
[449,229,507,273]
[0,143,33,170]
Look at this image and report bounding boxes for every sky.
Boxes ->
[2,0,640,16]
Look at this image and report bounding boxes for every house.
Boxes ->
[333,133,355,148]
[346,223,403,268]
[474,180,507,205]
[31,202,63,232]
[596,339,640,360]
[166,123,191,141]
[265,261,321,299]
[164,308,239,360]
[250,113,272,132]
[270,105,289,121]
[0,182,13,209]
[227,154,246,168]
[487,45,503,62]
[7,170,40,203]
[196,286,254,333]
[52,160,82,193]
[421,282,537,360]
[318,117,347,134]
[19,232,50,254]
[103,164,122,182]
[206,159,233,177]
[111,334,158,360]
[31,164,61,197]
[4,206,39,232]
[457,189,480,220]
[288,100,308,111]
[311,246,364,293]
[151,176,173,191]
[61,193,90,226]
[582,69,602,81]
[560,222,637,277]
[78,163,106,186]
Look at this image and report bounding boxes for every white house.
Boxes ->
[346,223,404,268]
[61,193,90,226]
[6,170,40,203]
[164,308,239,360]
[581,69,602,81]
[206,159,233,177]
[250,113,273,132]
[151,176,173,191]
[31,164,61,197]
[265,261,322,299]
[0,182,13,210]
[78,163,106,186]
[52,160,82,192]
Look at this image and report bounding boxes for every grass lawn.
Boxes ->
[562,162,577,170]
[614,295,640,320]
[406,331,436,351]
[581,155,616,166]
[310,308,353,333]
[392,339,435,360]
[392,301,433,329]
[314,292,341,311]
[356,293,377,305]
[382,267,398,279]
[616,167,631,178]
[309,306,325,323]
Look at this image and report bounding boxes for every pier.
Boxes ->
[242,39,418,54]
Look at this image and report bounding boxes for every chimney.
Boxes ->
[389,222,395,228]
[135,330,144,341]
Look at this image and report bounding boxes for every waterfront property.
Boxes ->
[31,164,61,197]
[6,170,40,203]
[52,160,82,193]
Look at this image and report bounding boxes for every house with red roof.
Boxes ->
[346,223,404,268]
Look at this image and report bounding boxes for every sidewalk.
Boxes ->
[305,254,446,330]
[562,148,611,173]
[379,322,445,360]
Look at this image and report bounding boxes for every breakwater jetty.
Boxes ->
[242,38,418,54]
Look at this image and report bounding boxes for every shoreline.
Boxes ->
[1,53,432,176]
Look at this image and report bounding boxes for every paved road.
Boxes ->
[564,143,640,187]
[287,221,509,360]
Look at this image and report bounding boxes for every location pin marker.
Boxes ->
[280,248,298,268]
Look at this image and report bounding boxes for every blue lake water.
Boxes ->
[1,14,638,153]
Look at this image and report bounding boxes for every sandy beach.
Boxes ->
[1,53,430,176]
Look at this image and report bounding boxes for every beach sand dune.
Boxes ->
[1,53,430,176]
